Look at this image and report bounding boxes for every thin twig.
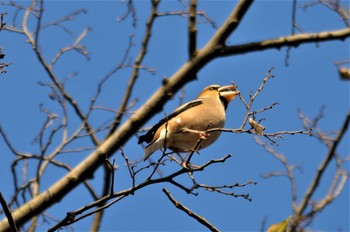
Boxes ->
[162,188,220,232]
[255,137,298,211]
[285,0,298,66]
[116,0,137,27]
[20,4,99,146]
[156,10,217,28]
[107,0,160,137]
[120,147,135,187]
[40,9,87,35]
[104,157,116,195]
[0,12,7,31]
[188,0,197,59]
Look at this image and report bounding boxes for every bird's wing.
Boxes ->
[138,98,203,144]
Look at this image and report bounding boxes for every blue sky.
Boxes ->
[0,1,349,231]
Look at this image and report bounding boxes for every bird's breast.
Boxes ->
[166,101,226,152]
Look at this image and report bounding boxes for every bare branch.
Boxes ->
[188,0,197,59]
[116,0,137,28]
[156,10,217,28]
[119,147,135,187]
[107,0,160,137]
[195,180,256,201]
[162,188,220,232]
[0,192,18,232]
[16,1,99,146]
[208,0,253,45]
[0,62,11,74]
[40,9,87,35]
[219,28,350,57]
[0,12,6,31]
[302,0,350,27]
[90,156,116,232]
[285,0,298,66]
[235,68,275,130]
[304,165,348,222]
[0,39,11,74]
[255,137,298,210]
[50,27,91,67]
[290,111,350,231]
[46,152,235,230]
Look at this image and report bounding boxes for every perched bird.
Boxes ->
[138,84,240,161]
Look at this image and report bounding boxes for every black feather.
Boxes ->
[219,95,228,110]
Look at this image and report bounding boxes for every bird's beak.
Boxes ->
[218,85,240,102]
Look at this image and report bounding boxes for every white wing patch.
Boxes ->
[155,127,167,144]
[176,117,182,123]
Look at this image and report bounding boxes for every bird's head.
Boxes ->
[198,84,240,109]
[198,84,240,101]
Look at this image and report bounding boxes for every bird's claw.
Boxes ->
[181,161,200,169]
[198,131,209,139]
[181,128,210,140]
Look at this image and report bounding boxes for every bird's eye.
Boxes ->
[208,86,219,91]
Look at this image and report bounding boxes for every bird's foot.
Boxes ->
[198,131,209,139]
[181,161,200,169]
[181,128,210,140]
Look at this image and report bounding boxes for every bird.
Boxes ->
[138,84,240,161]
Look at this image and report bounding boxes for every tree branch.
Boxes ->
[219,28,350,57]
[107,0,160,137]
[46,153,233,230]
[188,0,197,59]
[290,111,350,231]
[208,0,253,46]
[0,192,18,232]
[162,188,220,232]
